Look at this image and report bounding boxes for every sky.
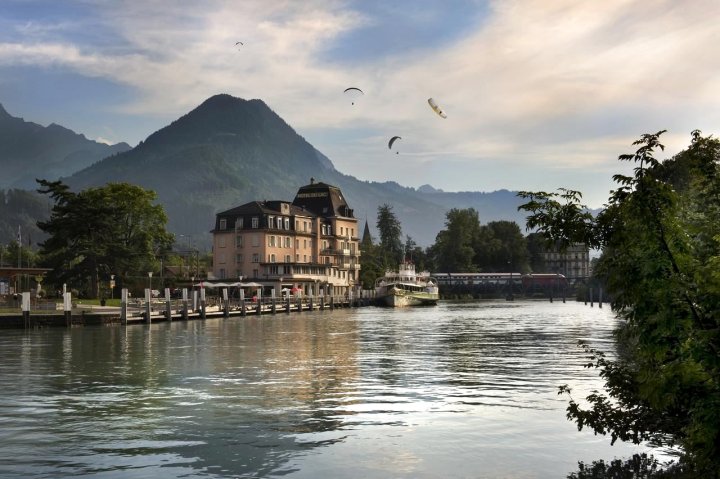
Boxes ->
[1,0,719,208]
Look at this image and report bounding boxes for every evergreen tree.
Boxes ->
[376,204,403,268]
[37,180,174,297]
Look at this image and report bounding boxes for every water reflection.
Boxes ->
[0,301,649,478]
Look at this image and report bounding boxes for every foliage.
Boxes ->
[518,131,720,474]
[430,208,531,274]
[376,204,404,268]
[566,454,695,479]
[432,208,481,272]
[0,241,38,268]
[474,220,530,272]
[36,180,174,298]
[526,232,547,272]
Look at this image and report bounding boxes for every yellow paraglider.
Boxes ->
[427,98,447,118]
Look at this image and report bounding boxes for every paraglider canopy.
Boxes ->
[427,98,447,118]
[344,87,364,105]
[388,136,401,154]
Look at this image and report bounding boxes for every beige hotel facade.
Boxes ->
[211,180,360,297]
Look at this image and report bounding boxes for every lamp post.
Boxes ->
[148,272,153,293]
[110,274,115,300]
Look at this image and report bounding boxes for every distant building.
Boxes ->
[541,243,590,282]
[211,180,360,297]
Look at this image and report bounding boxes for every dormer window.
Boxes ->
[219,219,227,230]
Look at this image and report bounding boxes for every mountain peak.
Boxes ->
[0,103,11,120]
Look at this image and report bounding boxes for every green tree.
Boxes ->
[518,131,720,474]
[526,232,547,273]
[474,220,529,272]
[37,180,174,298]
[432,208,481,272]
[376,204,403,268]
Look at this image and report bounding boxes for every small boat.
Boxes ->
[374,262,439,307]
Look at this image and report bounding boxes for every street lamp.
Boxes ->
[148,272,153,293]
[110,274,115,300]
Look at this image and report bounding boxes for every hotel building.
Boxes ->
[541,243,591,283]
[211,180,360,297]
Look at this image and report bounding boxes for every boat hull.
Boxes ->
[377,287,438,307]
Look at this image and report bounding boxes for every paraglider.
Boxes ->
[343,87,364,105]
[388,136,401,154]
[427,98,447,118]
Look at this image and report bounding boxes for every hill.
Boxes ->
[0,103,131,190]
[1,94,530,248]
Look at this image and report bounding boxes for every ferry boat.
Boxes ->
[374,262,439,307]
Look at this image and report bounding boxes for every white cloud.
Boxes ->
[0,0,718,207]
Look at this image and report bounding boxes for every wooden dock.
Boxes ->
[0,295,376,329]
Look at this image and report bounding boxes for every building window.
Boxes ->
[304,221,308,232]
[285,255,291,263]
[218,253,226,264]
[252,217,259,228]
[304,254,307,262]
[219,237,226,248]
[252,235,259,247]
[340,226,344,235]
[236,254,243,263]
[219,218,227,230]
[269,236,276,247]
[236,217,244,230]
[285,237,291,248]
[219,268,226,279]
[236,235,243,248]
[252,253,259,263]
[328,225,332,235]
[321,225,326,235]
[296,254,300,262]
[270,254,276,263]
[268,216,274,229]
[284,218,290,230]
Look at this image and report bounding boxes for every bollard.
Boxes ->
[182,288,189,320]
[200,288,206,319]
[590,287,594,308]
[599,287,603,309]
[223,288,229,317]
[121,289,128,325]
[285,296,290,314]
[22,292,31,329]
[145,288,152,324]
[308,295,314,311]
[165,288,172,322]
[240,289,246,316]
[271,289,276,314]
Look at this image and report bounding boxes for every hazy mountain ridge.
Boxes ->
[0,103,131,190]
[0,95,530,247]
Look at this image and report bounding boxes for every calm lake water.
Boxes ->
[0,300,653,478]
